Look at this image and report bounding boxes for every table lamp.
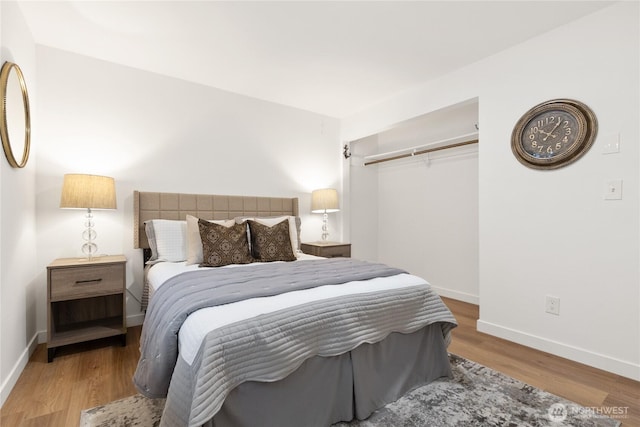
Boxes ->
[311,188,339,241]
[59,173,116,259]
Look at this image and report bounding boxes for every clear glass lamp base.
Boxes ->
[321,212,329,241]
[82,242,98,258]
[81,208,98,260]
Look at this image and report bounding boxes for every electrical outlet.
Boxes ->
[545,296,560,315]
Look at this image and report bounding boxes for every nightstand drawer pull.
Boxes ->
[75,278,102,285]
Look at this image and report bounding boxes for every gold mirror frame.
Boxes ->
[0,62,31,168]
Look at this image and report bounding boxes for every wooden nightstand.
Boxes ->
[47,255,127,362]
[301,242,351,258]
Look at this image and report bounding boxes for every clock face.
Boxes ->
[511,99,597,169]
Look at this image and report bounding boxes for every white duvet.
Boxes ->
[146,256,430,365]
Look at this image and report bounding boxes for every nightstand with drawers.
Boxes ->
[46,255,127,362]
[300,242,351,258]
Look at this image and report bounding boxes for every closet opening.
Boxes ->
[348,98,479,304]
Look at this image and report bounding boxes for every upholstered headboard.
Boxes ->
[133,191,299,249]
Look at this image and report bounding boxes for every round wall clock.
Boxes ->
[511,99,597,170]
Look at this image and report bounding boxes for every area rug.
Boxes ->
[79,354,621,427]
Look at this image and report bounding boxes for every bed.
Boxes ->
[132,191,457,427]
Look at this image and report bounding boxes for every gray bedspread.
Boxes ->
[134,258,457,427]
[135,259,407,397]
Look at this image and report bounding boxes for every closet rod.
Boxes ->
[364,138,478,166]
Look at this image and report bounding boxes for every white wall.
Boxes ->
[33,47,342,336]
[350,100,479,303]
[476,3,639,381]
[342,2,639,380]
[0,39,341,405]
[0,1,39,406]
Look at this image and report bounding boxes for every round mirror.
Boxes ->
[0,62,31,168]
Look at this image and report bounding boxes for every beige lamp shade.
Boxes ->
[60,174,117,209]
[311,188,339,213]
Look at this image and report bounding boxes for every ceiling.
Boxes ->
[18,1,613,118]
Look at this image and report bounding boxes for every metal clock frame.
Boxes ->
[511,98,597,170]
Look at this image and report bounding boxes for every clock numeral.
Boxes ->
[555,142,562,150]
[548,116,562,125]
[565,127,572,135]
[547,146,554,154]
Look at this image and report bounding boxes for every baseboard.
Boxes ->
[477,319,640,381]
[127,312,145,327]
[431,285,479,305]
[0,330,40,407]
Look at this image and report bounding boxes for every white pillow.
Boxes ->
[235,215,300,257]
[186,215,235,265]
[144,219,187,264]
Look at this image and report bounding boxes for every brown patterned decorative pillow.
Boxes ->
[247,219,296,262]
[198,219,253,267]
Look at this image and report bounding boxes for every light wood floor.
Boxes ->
[1,297,638,426]
[444,298,639,427]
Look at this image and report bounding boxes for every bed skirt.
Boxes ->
[201,323,451,427]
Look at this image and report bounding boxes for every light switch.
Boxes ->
[602,134,620,154]
[604,180,623,200]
